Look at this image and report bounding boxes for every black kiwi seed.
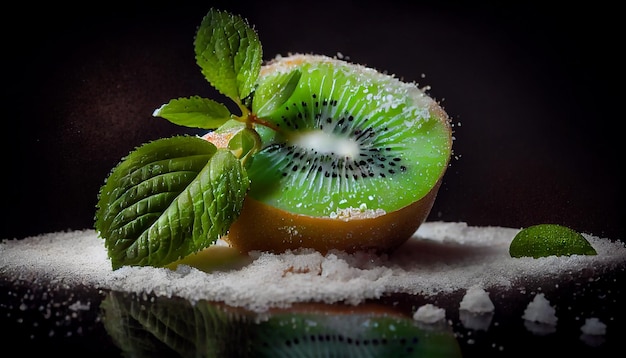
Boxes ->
[267,95,406,181]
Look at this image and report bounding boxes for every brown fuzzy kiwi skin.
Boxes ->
[224,180,442,254]
[217,54,453,254]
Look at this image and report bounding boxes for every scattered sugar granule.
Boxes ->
[522,293,557,325]
[413,303,446,323]
[459,285,495,313]
[580,317,607,336]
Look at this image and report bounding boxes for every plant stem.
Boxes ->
[248,113,280,132]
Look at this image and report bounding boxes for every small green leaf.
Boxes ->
[95,136,249,269]
[194,8,262,102]
[509,224,597,258]
[153,96,232,129]
[252,68,302,117]
[228,127,262,167]
[214,118,247,133]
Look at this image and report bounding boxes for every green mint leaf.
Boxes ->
[227,127,262,167]
[214,118,247,133]
[95,136,249,269]
[194,8,262,102]
[252,68,302,117]
[153,96,232,129]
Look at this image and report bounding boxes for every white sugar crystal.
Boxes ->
[413,303,446,323]
[522,293,557,325]
[459,285,495,313]
[581,317,607,335]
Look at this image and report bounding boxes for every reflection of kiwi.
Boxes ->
[225,54,452,253]
[101,292,461,357]
[253,307,461,357]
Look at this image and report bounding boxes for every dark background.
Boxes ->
[4,1,622,242]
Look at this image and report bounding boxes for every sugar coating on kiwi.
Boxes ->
[248,54,452,218]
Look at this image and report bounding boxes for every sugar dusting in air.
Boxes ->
[2,222,625,331]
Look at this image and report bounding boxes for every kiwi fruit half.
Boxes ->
[222,54,453,253]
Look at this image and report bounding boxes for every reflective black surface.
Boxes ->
[3,1,623,356]
[2,265,625,356]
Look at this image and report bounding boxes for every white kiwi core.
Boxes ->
[290,130,360,159]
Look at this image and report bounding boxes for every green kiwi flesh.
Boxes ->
[249,54,452,217]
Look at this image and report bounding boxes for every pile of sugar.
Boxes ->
[2,222,625,322]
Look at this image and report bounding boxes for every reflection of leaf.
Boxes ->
[101,291,178,357]
[101,291,462,357]
[95,136,249,269]
[101,291,254,357]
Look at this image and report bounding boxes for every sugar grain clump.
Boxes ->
[581,317,607,336]
[459,285,495,313]
[413,303,446,324]
[522,293,557,325]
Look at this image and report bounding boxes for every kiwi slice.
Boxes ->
[509,224,598,258]
[247,54,452,218]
